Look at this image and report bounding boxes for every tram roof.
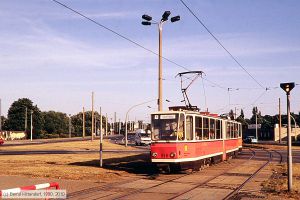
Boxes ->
[151,106,241,123]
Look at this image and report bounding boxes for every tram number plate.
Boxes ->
[160,115,176,119]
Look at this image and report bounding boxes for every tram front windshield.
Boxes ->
[151,114,179,141]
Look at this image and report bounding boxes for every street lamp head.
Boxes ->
[280,82,295,94]
[171,15,180,22]
[142,21,151,26]
[162,11,171,21]
[142,14,152,21]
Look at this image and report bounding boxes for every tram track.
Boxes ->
[66,148,280,200]
[100,148,257,200]
[168,148,256,200]
[223,148,283,200]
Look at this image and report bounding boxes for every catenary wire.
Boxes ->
[179,0,265,89]
[51,0,191,72]
[52,0,277,113]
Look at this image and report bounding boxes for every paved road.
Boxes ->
[0,149,149,155]
[1,135,123,147]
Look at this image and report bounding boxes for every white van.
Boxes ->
[134,129,151,146]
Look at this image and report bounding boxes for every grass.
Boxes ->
[0,140,149,182]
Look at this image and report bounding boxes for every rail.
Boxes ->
[223,148,283,200]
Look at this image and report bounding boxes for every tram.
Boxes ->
[150,106,242,172]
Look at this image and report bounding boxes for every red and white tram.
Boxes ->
[150,106,242,171]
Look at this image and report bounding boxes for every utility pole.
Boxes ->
[255,107,258,141]
[114,112,116,134]
[105,113,108,136]
[30,110,33,141]
[25,107,28,132]
[94,113,98,136]
[234,107,237,119]
[118,119,121,135]
[0,98,2,131]
[91,92,94,141]
[82,107,85,138]
[280,82,295,192]
[279,98,282,143]
[69,114,72,138]
[99,107,103,167]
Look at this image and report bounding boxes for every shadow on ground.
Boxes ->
[69,153,159,175]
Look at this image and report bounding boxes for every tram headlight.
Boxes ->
[170,152,176,158]
[152,152,158,158]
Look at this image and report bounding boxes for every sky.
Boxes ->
[0,0,300,122]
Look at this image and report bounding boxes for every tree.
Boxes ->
[71,111,107,137]
[229,109,234,120]
[5,98,44,138]
[239,109,244,119]
[42,111,69,135]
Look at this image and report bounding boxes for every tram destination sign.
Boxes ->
[160,115,176,119]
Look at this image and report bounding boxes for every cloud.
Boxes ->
[0,17,156,71]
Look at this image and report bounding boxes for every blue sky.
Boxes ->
[1,0,299,122]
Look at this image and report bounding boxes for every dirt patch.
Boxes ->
[0,140,152,182]
[262,163,300,199]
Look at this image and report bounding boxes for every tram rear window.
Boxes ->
[151,114,180,141]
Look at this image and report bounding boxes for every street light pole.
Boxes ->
[280,82,295,192]
[255,107,258,141]
[91,92,94,141]
[279,98,282,143]
[125,99,155,147]
[30,110,33,141]
[290,115,297,141]
[142,11,180,111]
[0,98,1,131]
[25,107,28,132]
[158,22,163,111]
[69,114,72,138]
[82,107,85,138]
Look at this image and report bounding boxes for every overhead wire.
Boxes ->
[52,0,277,113]
[179,0,265,90]
[51,0,191,72]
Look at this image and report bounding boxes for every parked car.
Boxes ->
[0,138,4,145]
[243,136,257,144]
[134,129,151,146]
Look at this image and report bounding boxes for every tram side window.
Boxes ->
[203,117,209,140]
[195,116,202,140]
[216,120,221,139]
[233,123,238,138]
[238,124,242,137]
[178,114,184,140]
[226,122,231,139]
[186,116,193,140]
[209,119,216,140]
